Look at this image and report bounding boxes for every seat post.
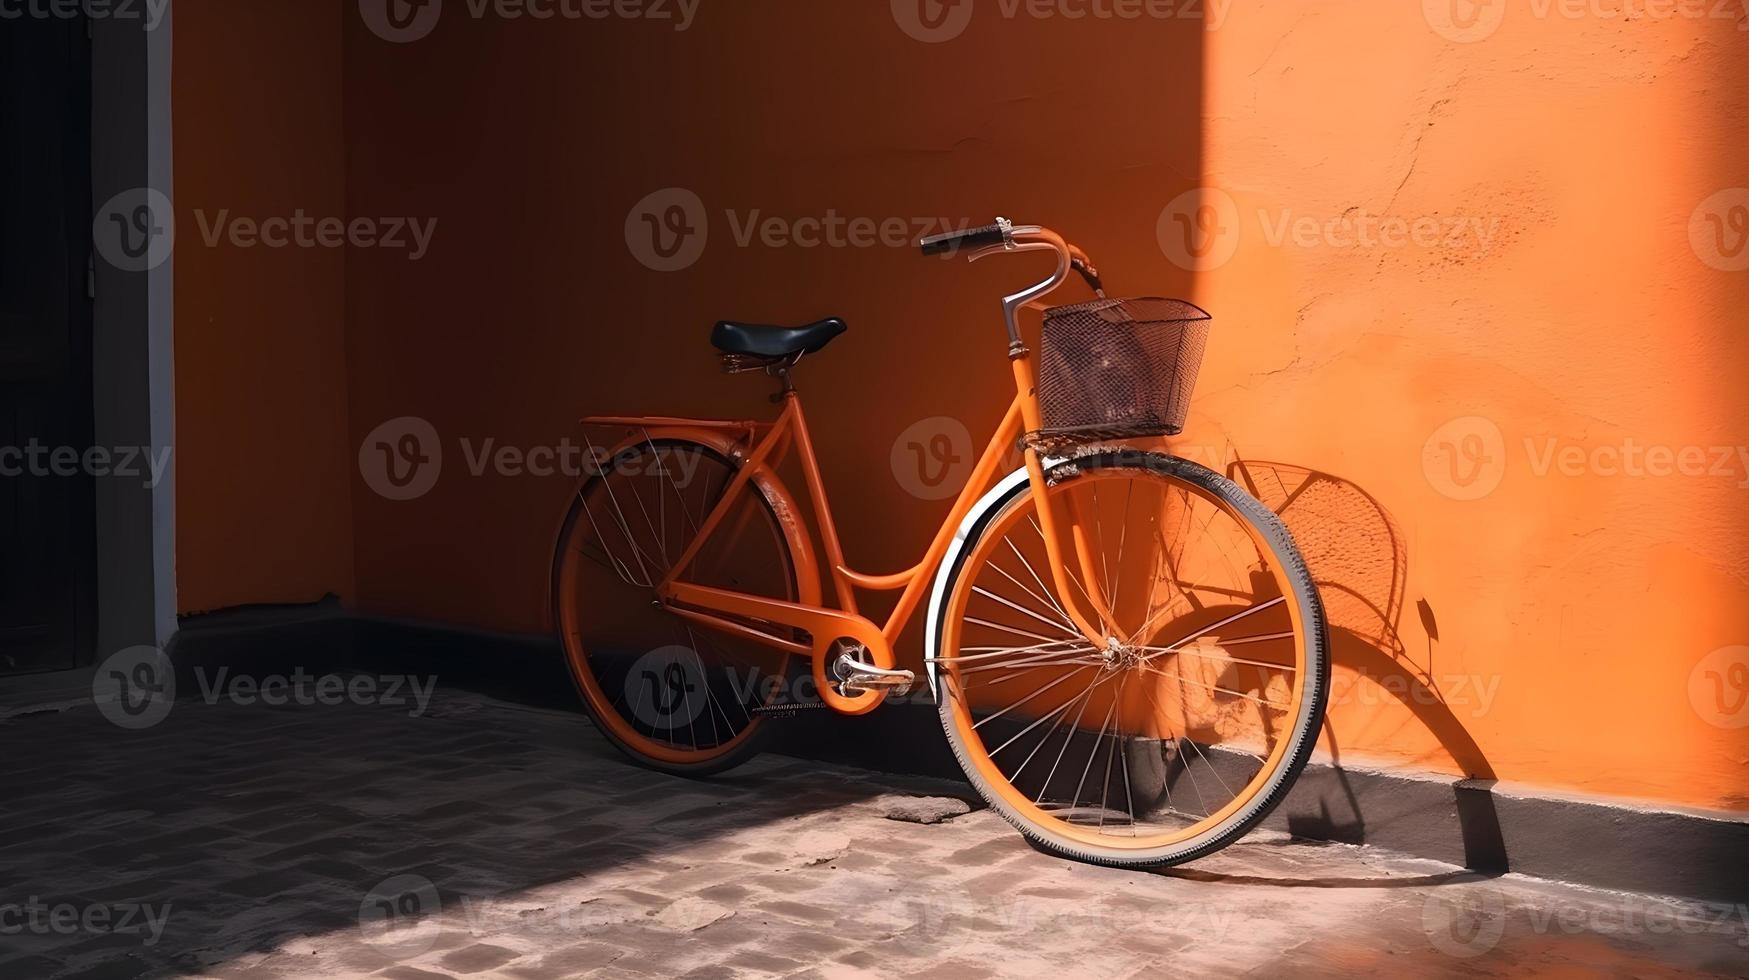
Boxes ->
[771,352,803,402]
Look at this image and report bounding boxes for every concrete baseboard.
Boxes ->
[165,605,1749,904]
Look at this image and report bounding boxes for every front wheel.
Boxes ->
[929,451,1329,868]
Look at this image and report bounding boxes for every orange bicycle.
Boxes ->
[552,219,1330,867]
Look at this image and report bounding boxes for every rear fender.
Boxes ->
[545,422,822,631]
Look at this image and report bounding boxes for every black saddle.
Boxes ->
[710,317,848,359]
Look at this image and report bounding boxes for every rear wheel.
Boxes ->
[553,439,799,776]
[931,452,1329,867]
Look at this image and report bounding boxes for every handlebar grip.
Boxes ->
[919,220,1010,256]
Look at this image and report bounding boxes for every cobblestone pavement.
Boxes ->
[3,675,1747,979]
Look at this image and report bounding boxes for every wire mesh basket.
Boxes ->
[1032,297,1212,450]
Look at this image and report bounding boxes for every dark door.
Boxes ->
[0,18,95,675]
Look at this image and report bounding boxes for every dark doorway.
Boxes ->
[0,16,95,675]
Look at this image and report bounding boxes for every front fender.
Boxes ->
[923,461,1058,699]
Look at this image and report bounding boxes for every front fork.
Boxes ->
[1012,359,1119,651]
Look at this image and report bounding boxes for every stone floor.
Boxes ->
[2,672,1746,979]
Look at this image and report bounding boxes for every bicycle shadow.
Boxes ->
[1163,863,1503,891]
[1189,457,1508,880]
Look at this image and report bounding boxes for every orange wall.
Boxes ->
[173,0,355,612]
[338,6,1202,631]
[1190,3,1749,808]
[171,2,1748,812]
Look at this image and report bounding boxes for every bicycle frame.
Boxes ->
[580,225,1114,716]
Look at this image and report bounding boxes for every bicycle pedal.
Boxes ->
[831,653,916,697]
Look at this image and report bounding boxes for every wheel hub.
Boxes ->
[1102,637,1143,671]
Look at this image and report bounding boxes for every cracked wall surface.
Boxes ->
[1193,3,1749,809]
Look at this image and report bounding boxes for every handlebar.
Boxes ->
[919,217,1108,353]
[919,218,1014,256]
[920,216,1104,294]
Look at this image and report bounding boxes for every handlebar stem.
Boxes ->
[968,225,1073,355]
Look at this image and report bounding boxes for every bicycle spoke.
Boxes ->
[1111,479,1133,620]
[1007,534,1073,624]
[1148,639,1296,673]
[972,586,1082,639]
[1007,668,1108,786]
[1132,664,1293,710]
[986,558,1076,632]
[1134,596,1287,659]
[936,637,1088,661]
[1118,673,1137,837]
[965,615,1075,646]
[982,668,1119,759]
[1177,734,1211,817]
[1066,698,1117,824]
[1179,721,1237,799]
[970,664,1098,731]
[956,648,1100,676]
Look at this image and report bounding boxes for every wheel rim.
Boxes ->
[937,462,1314,854]
[557,441,796,766]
